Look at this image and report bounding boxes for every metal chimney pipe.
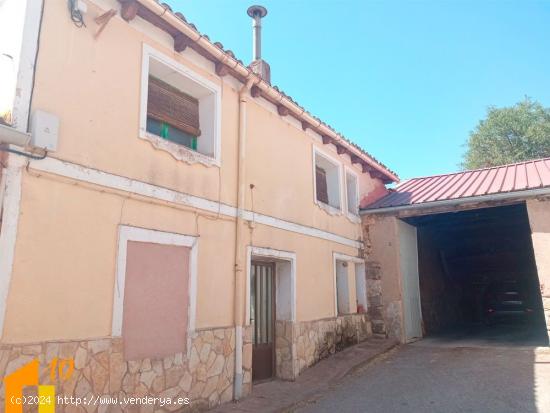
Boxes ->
[247,5,267,61]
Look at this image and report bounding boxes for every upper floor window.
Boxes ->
[140,45,221,166]
[313,148,342,212]
[146,76,200,151]
[345,170,359,216]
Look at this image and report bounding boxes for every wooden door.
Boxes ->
[251,261,275,382]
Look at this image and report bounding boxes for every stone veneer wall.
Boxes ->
[0,327,242,412]
[365,262,385,336]
[241,325,253,396]
[274,314,371,381]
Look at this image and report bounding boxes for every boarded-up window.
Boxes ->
[122,241,190,360]
[316,166,329,204]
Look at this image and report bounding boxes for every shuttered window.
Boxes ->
[316,166,329,204]
[146,76,201,149]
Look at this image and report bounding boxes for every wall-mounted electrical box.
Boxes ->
[31,110,59,151]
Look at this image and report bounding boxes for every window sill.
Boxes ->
[315,200,342,216]
[140,131,220,167]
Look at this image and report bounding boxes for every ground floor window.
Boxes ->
[335,255,367,316]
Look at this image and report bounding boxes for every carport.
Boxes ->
[361,158,550,346]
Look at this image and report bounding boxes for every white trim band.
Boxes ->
[28,156,363,249]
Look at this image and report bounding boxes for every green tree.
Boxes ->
[463,98,550,169]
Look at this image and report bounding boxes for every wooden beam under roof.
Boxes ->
[115,0,396,183]
[120,0,138,21]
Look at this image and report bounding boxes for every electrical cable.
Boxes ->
[68,0,86,28]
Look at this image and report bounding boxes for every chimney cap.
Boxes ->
[247,5,267,18]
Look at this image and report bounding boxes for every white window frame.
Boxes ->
[111,225,198,356]
[312,146,343,215]
[345,166,360,222]
[245,246,297,325]
[140,44,222,166]
[332,252,366,316]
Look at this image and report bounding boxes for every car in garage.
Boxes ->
[483,280,534,325]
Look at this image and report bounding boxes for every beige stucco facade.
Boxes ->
[0,0,389,410]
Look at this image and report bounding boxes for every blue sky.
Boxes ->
[174,0,550,179]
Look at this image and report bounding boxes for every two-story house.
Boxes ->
[0,0,398,411]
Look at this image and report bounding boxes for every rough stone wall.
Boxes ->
[294,314,371,376]
[365,262,385,336]
[275,320,295,380]
[363,214,404,342]
[0,327,236,412]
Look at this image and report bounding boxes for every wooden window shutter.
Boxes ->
[147,76,201,137]
[316,166,329,204]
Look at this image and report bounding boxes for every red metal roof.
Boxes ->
[364,157,550,211]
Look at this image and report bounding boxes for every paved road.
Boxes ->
[296,342,550,413]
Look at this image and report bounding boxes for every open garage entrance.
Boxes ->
[405,203,548,346]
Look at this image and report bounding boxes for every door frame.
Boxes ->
[245,247,296,325]
[245,246,297,382]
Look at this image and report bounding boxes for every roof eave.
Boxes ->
[360,186,550,216]
[122,0,399,183]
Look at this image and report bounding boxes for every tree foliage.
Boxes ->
[463,98,550,170]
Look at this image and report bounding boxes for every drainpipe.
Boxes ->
[233,77,255,399]
[0,125,31,147]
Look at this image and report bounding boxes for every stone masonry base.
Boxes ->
[0,315,372,412]
[0,327,240,412]
[274,314,371,380]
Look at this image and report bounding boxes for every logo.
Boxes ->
[3,358,74,413]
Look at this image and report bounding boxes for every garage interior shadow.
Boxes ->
[405,204,548,413]
[406,203,549,347]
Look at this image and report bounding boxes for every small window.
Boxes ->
[314,151,341,210]
[146,76,199,151]
[346,171,359,215]
[355,263,367,313]
[336,259,350,315]
[140,46,221,164]
[336,259,366,315]
[315,166,329,204]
